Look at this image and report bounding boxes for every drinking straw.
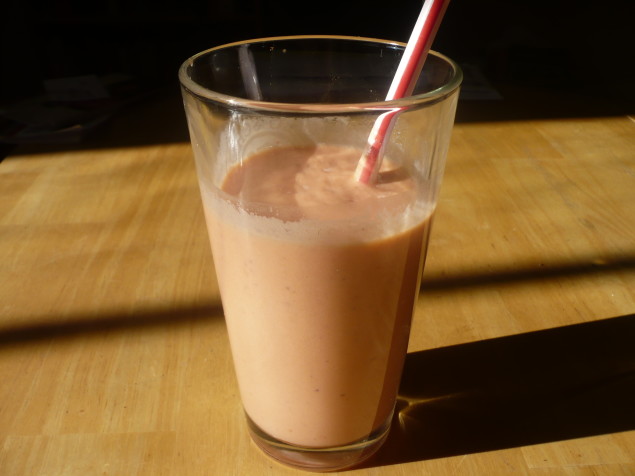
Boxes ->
[355,0,451,184]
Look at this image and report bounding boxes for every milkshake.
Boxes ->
[201,143,433,461]
[179,35,461,471]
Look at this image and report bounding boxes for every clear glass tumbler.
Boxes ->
[179,36,461,471]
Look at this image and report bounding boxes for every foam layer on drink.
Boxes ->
[202,144,433,447]
[207,144,430,243]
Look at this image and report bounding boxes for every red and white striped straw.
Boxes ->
[355,0,451,184]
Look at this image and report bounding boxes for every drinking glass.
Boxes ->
[179,36,462,471]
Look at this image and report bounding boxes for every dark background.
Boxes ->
[1,0,633,153]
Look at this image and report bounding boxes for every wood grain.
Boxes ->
[1,116,634,475]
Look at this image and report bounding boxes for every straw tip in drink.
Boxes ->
[355,146,381,184]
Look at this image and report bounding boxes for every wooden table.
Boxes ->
[1,115,634,475]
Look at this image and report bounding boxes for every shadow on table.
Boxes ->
[366,313,635,468]
[0,300,224,351]
[420,254,635,294]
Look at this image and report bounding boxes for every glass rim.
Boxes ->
[178,35,463,113]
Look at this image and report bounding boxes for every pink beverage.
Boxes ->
[201,144,432,450]
[180,36,462,471]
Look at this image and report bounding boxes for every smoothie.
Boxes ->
[201,143,433,448]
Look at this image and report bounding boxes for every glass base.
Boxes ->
[246,414,391,472]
